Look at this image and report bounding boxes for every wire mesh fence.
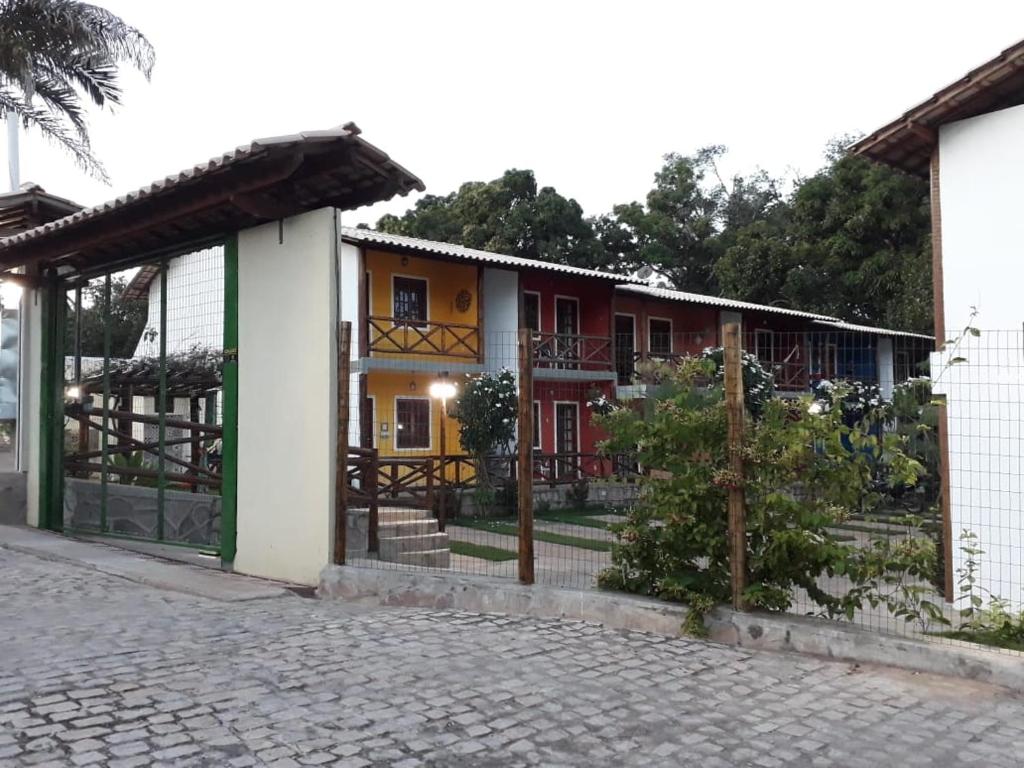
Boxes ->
[336,317,1024,654]
[60,246,225,547]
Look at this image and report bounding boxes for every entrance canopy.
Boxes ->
[0,123,423,279]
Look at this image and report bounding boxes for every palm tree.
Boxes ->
[0,0,154,181]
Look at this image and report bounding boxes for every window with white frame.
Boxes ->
[395,397,430,449]
[393,276,427,325]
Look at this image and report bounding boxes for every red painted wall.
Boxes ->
[521,272,615,337]
[532,380,614,477]
[613,294,720,355]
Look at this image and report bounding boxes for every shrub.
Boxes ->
[450,368,517,513]
[700,347,774,419]
[596,358,936,628]
[565,479,590,509]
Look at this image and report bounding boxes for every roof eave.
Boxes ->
[0,124,423,275]
[852,38,1024,175]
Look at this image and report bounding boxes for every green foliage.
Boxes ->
[374,140,932,332]
[450,369,516,516]
[716,144,932,332]
[596,359,935,628]
[565,479,590,509]
[0,0,155,179]
[451,369,517,459]
[944,531,1024,650]
[110,450,156,487]
[700,348,774,419]
[596,147,780,293]
[375,169,609,270]
[885,377,944,592]
[65,276,148,359]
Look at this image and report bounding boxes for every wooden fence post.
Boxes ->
[935,395,955,601]
[723,322,748,610]
[517,328,535,585]
[334,321,352,565]
[368,449,380,553]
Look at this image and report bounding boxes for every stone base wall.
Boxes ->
[63,477,221,546]
[0,471,25,525]
[533,481,639,510]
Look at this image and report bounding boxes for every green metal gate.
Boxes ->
[39,237,238,563]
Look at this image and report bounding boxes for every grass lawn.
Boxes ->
[450,541,518,562]
[535,508,625,530]
[451,517,613,553]
[933,629,1024,652]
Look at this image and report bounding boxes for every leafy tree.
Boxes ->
[376,169,610,270]
[377,139,932,332]
[716,141,932,331]
[0,0,155,179]
[597,148,782,294]
[65,275,148,359]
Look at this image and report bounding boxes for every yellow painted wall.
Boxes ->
[366,249,478,324]
[366,371,470,482]
[366,249,481,364]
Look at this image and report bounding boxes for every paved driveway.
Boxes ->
[1,543,1022,767]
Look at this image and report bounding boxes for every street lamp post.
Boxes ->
[429,377,456,531]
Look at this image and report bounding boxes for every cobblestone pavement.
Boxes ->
[2,546,1023,767]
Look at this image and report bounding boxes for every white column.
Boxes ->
[235,208,337,585]
[482,267,519,373]
[876,337,895,398]
[22,288,41,525]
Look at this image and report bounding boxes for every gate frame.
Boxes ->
[37,236,239,568]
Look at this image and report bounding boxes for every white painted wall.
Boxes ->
[134,246,224,358]
[22,288,40,526]
[935,104,1024,609]
[338,236,362,446]
[482,267,519,373]
[940,105,1024,333]
[235,208,337,585]
[876,338,894,399]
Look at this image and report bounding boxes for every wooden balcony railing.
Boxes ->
[533,333,613,371]
[367,316,481,360]
[616,350,685,384]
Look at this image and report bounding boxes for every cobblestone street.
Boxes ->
[1,543,1023,767]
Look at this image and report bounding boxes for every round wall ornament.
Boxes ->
[455,289,473,313]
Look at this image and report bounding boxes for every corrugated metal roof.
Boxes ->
[616,283,835,321]
[341,227,644,283]
[812,319,934,340]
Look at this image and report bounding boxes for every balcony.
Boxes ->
[366,316,481,362]
[532,332,613,375]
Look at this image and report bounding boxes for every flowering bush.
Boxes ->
[586,388,616,416]
[812,379,886,426]
[700,347,774,418]
[450,368,517,497]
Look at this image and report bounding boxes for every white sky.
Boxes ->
[5,1,1024,227]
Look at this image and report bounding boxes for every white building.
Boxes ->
[855,39,1024,609]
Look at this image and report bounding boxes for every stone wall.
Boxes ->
[63,477,220,546]
[0,471,25,525]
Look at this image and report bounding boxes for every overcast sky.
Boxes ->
[5,1,1024,228]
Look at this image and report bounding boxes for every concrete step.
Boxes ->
[379,532,450,561]
[378,519,439,538]
[377,508,432,524]
[396,548,451,569]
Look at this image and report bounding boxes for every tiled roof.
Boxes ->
[0,123,423,273]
